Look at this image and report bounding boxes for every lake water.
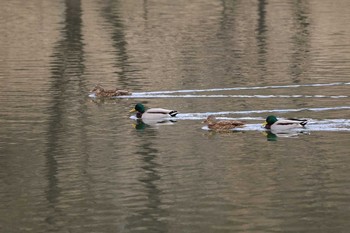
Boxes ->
[1,0,350,232]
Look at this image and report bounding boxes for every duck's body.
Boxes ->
[91,85,131,97]
[263,115,307,131]
[131,103,178,120]
[203,115,245,131]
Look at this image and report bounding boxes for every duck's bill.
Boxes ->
[262,121,267,126]
[130,109,136,113]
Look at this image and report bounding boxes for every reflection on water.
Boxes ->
[124,134,168,232]
[45,0,87,230]
[263,130,310,141]
[1,0,350,232]
[133,119,177,130]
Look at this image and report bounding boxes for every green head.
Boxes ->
[265,115,278,125]
[134,103,146,113]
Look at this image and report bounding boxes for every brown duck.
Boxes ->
[203,115,245,131]
[91,85,131,97]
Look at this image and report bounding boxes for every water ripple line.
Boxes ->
[133,82,350,95]
[177,106,350,119]
[119,94,348,99]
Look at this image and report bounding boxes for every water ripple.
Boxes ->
[177,106,350,118]
[118,94,348,99]
[134,82,350,95]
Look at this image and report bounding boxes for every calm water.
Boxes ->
[1,0,350,232]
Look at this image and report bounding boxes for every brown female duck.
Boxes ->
[91,85,131,97]
[203,115,245,131]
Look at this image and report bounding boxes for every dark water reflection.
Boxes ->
[1,0,350,232]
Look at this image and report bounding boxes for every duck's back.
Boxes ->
[143,108,178,119]
[271,119,307,130]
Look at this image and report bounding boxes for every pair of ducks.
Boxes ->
[202,115,307,131]
[130,103,308,131]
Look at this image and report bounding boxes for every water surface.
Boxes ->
[1,0,350,232]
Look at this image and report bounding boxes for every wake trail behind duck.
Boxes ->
[176,106,350,119]
[133,82,350,95]
[119,94,348,99]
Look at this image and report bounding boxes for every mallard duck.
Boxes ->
[91,85,131,97]
[130,103,178,120]
[263,115,307,130]
[203,115,245,131]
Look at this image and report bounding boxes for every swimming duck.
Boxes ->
[203,115,245,131]
[263,115,307,131]
[130,103,178,120]
[91,85,131,97]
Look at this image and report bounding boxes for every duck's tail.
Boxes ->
[169,110,178,117]
[288,118,308,127]
[300,121,308,127]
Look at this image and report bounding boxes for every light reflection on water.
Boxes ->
[1,0,350,232]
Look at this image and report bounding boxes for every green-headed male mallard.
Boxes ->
[130,103,178,120]
[91,85,131,97]
[203,115,245,131]
[263,115,307,131]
